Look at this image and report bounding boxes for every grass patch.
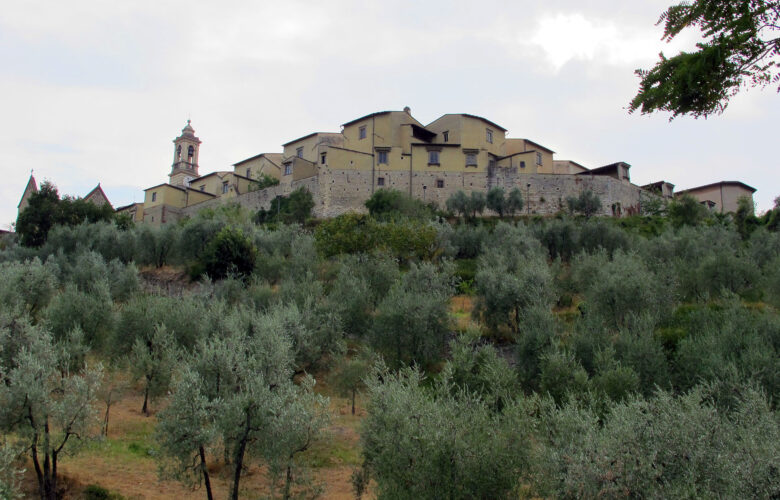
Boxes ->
[301,434,361,468]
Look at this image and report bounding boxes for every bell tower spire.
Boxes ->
[169,120,202,186]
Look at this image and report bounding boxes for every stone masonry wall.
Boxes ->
[181,167,658,219]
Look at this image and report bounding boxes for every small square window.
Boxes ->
[296,147,303,158]
[151,192,157,202]
[321,153,326,165]
[536,152,543,166]
[200,185,205,192]
[466,153,477,167]
[377,177,385,186]
[436,179,444,188]
[486,129,493,144]
[378,150,389,164]
[222,181,229,194]
[443,131,449,142]
[246,168,251,178]
[520,161,526,168]
[428,151,440,164]
[359,126,367,139]
[284,164,292,175]
[488,158,496,168]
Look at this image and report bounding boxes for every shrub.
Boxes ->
[201,226,257,281]
[365,189,433,220]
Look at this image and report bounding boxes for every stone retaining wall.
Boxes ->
[181,167,658,219]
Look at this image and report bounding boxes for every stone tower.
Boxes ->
[169,120,201,186]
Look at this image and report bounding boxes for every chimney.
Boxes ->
[403,106,411,115]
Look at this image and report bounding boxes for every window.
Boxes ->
[377,177,385,186]
[428,151,440,165]
[284,163,292,175]
[176,145,182,161]
[486,129,493,144]
[246,168,251,178]
[321,153,326,165]
[200,185,205,192]
[151,192,157,202]
[296,147,303,158]
[520,161,526,168]
[536,152,543,166]
[377,150,389,164]
[188,145,195,162]
[466,153,477,167]
[443,131,449,142]
[222,181,229,194]
[359,126,367,139]
[488,158,496,169]
[436,179,444,188]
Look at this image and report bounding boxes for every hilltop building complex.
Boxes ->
[18,109,757,224]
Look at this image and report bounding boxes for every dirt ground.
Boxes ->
[20,390,371,500]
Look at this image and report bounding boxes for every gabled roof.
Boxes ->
[282,132,341,148]
[189,171,232,183]
[517,138,555,154]
[233,152,283,167]
[341,111,394,128]
[427,114,508,132]
[18,174,38,208]
[676,181,756,194]
[144,183,187,192]
[84,183,113,209]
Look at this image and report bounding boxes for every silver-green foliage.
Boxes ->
[156,309,329,500]
[475,223,553,333]
[360,364,532,500]
[532,384,780,499]
[0,323,102,500]
[370,262,453,367]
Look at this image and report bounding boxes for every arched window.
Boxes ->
[187,145,195,163]
[177,145,182,161]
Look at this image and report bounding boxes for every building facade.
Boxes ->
[114,109,757,225]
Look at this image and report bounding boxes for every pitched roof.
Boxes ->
[233,152,283,167]
[676,181,756,194]
[17,174,38,208]
[428,114,508,132]
[83,183,113,209]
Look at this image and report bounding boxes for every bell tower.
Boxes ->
[169,120,202,186]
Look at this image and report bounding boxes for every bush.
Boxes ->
[200,226,257,281]
[365,189,434,220]
[255,187,314,224]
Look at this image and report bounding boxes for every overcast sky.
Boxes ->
[2,0,778,229]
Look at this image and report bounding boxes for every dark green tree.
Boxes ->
[201,226,257,281]
[486,187,507,218]
[566,190,602,218]
[15,182,116,247]
[630,0,780,119]
[506,187,524,216]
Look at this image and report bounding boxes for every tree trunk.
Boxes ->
[351,388,356,416]
[199,445,214,500]
[230,411,252,500]
[142,385,149,416]
[103,402,111,437]
[31,441,44,500]
[284,460,293,500]
[43,420,55,500]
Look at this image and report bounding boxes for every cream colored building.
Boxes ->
[116,110,758,224]
[676,181,757,213]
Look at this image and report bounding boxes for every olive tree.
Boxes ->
[0,323,102,500]
[156,309,329,500]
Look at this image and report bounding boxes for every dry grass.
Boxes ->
[20,379,373,499]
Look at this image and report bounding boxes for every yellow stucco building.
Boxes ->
[115,109,757,224]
